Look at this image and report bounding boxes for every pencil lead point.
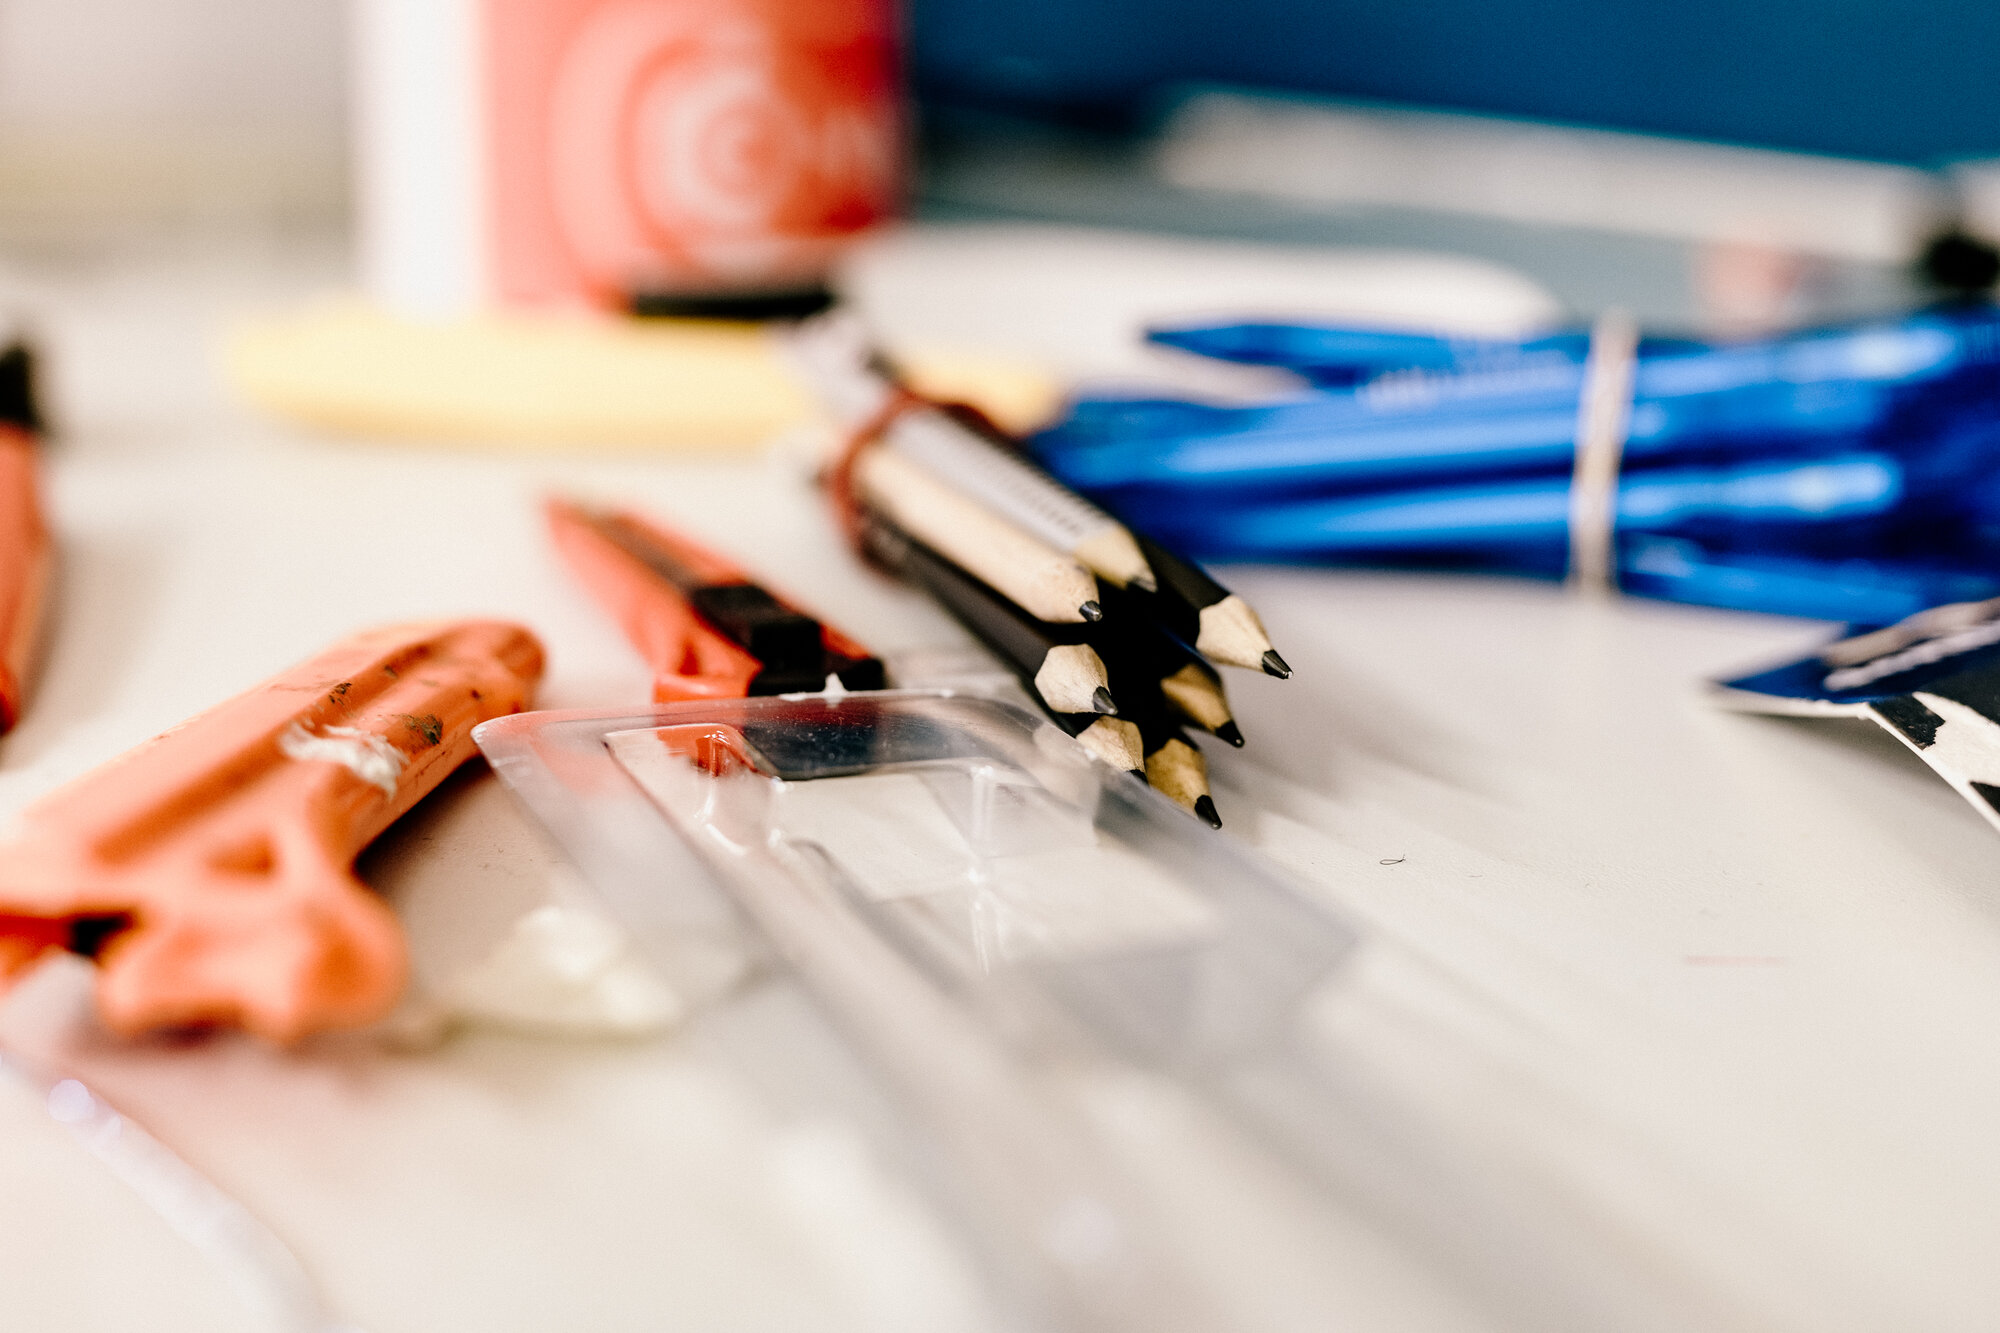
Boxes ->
[1261,649,1292,679]
[1125,767,1147,781]
[1080,599,1104,622]
[1194,795,1223,829]
[1215,720,1245,747]
[1092,686,1118,715]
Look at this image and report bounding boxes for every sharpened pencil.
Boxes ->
[1062,712,1146,777]
[784,316,1155,592]
[1131,534,1288,676]
[865,521,1118,717]
[1092,584,1243,746]
[855,446,1102,624]
[880,401,1157,591]
[1128,704,1221,828]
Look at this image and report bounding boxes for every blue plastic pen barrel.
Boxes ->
[1041,312,1990,496]
[1148,322,1707,386]
[1108,454,1902,559]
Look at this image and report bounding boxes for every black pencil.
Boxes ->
[864,520,1119,717]
[1092,585,1244,746]
[1131,534,1290,678]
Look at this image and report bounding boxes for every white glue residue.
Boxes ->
[445,904,685,1036]
[277,721,406,797]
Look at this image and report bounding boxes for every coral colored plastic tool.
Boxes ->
[0,340,51,735]
[546,496,883,703]
[0,619,544,1041]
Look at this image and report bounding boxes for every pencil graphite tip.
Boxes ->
[1194,795,1223,829]
[1125,767,1147,781]
[1261,649,1292,680]
[1215,720,1245,747]
[1092,686,1118,715]
[1080,599,1104,623]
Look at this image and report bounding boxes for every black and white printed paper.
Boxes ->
[1714,598,2000,833]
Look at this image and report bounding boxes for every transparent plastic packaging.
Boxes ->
[475,690,1360,1332]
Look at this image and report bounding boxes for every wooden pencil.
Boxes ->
[881,402,1156,591]
[783,317,1155,592]
[1092,585,1243,746]
[1061,712,1145,777]
[1132,533,1289,677]
[1128,703,1221,828]
[855,446,1102,624]
[864,521,1116,717]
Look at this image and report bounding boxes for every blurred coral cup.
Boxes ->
[357,0,902,314]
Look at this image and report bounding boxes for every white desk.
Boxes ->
[3,230,1997,1333]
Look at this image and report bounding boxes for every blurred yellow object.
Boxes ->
[223,300,810,450]
[222,299,1062,450]
[891,350,1064,437]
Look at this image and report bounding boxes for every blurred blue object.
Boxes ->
[910,0,2000,164]
[1033,305,2000,622]
[1148,323,1708,386]
[1048,310,1989,494]
[1619,540,2000,624]
[1109,455,1903,557]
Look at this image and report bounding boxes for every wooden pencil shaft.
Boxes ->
[1159,662,1232,733]
[869,524,1109,714]
[1128,533,1283,672]
[1145,735,1213,820]
[1035,645,1115,716]
[855,447,1099,624]
[1067,714,1145,773]
[1195,596,1279,672]
[885,408,1154,589]
[1116,695,1217,823]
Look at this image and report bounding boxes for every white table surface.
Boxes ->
[3,227,1998,1333]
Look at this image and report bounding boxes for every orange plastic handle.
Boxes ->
[545,497,765,703]
[0,619,544,1041]
[0,426,51,734]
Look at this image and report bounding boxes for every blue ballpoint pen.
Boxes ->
[1037,306,2000,622]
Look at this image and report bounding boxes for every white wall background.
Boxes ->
[0,0,351,238]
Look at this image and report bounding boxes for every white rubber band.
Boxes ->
[1567,308,1640,594]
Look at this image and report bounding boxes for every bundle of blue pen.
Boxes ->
[1030,304,2000,623]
